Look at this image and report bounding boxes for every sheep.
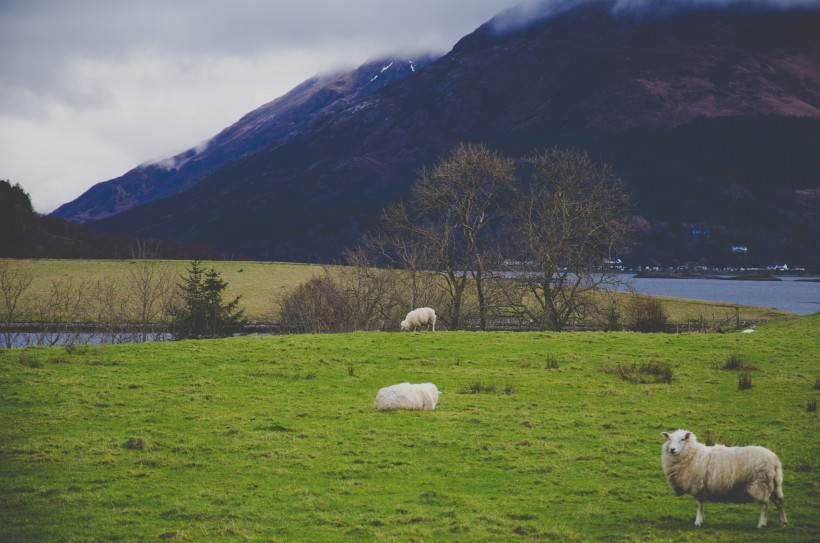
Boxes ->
[400,307,436,332]
[661,429,787,528]
[373,382,440,411]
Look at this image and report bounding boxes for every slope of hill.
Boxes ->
[69,1,820,265]
[51,56,437,224]
[1,180,222,259]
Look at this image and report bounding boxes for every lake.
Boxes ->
[615,275,820,315]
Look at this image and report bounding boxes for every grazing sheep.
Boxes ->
[661,429,787,528]
[374,382,440,411]
[400,307,437,332]
[741,329,755,334]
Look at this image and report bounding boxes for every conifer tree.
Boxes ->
[170,261,245,339]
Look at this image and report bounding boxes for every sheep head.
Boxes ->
[662,429,695,456]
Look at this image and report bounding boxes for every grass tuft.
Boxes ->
[721,353,757,371]
[460,381,497,394]
[17,352,40,368]
[738,372,753,390]
[604,361,673,384]
[808,398,817,412]
[125,437,145,450]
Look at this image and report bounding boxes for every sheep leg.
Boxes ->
[772,495,787,526]
[694,499,704,526]
[757,502,768,528]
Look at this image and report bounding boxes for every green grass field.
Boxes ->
[1,315,818,541]
[0,258,794,324]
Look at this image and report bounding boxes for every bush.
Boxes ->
[277,275,355,334]
[625,295,668,333]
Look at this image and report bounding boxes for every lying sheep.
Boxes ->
[374,382,440,411]
[661,429,787,528]
[400,307,436,332]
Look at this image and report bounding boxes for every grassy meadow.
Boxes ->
[1,314,818,542]
[1,259,325,322]
[0,258,794,324]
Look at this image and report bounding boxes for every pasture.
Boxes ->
[0,258,794,324]
[1,314,818,541]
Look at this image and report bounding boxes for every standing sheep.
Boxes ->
[661,429,787,528]
[373,382,440,411]
[400,307,436,332]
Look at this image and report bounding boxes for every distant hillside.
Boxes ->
[51,56,437,224]
[1,180,222,259]
[60,1,820,266]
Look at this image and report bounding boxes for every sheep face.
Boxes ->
[662,430,694,457]
[400,319,411,331]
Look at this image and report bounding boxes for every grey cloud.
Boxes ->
[490,0,820,34]
[0,0,518,115]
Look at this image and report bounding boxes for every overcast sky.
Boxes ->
[0,0,527,213]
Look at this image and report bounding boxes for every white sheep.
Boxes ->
[373,382,440,411]
[400,307,436,332]
[661,429,787,528]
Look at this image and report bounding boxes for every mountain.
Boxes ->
[61,0,820,266]
[52,56,437,224]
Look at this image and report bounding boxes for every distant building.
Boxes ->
[767,263,789,272]
[731,245,748,254]
[604,258,624,270]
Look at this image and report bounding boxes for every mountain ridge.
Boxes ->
[52,55,437,224]
[54,1,820,266]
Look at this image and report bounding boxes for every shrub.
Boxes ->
[277,275,354,334]
[625,295,668,333]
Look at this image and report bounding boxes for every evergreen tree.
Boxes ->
[169,260,246,339]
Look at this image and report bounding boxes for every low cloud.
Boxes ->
[490,0,820,34]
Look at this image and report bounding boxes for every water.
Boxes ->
[615,275,820,315]
[2,331,173,349]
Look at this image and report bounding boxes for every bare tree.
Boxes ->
[128,259,176,341]
[363,201,439,312]
[340,247,405,331]
[0,261,33,348]
[502,148,631,331]
[90,277,133,344]
[31,278,90,346]
[408,142,516,330]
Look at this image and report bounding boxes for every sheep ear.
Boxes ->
[684,432,692,441]
[661,432,670,440]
